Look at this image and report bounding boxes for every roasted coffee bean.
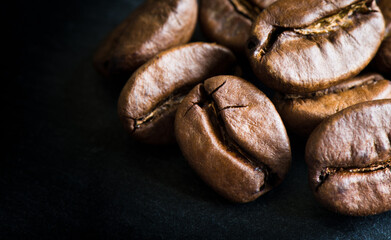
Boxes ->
[274,73,391,136]
[247,0,385,94]
[94,0,197,81]
[118,43,236,145]
[378,0,391,36]
[306,99,391,216]
[373,0,391,75]
[200,0,276,53]
[175,76,291,202]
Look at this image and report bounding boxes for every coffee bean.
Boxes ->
[373,0,391,76]
[175,75,291,202]
[117,43,236,145]
[378,0,391,36]
[94,0,198,81]
[274,73,391,136]
[200,0,276,53]
[306,99,391,216]
[247,0,385,93]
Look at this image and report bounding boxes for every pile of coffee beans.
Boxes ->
[94,0,391,216]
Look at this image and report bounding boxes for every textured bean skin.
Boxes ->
[94,0,198,81]
[118,43,236,145]
[274,74,391,136]
[247,0,385,93]
[306,100,391,216]
[175,76,291,202]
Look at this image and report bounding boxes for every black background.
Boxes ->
[3,0,391,239]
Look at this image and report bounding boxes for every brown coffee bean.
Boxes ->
[274,73,391,136]
[373,37,391,76]
[373,0,391,75]
[94,0,198,81]
[306,99,391,216]
[379,0,391,36]
[175,75,291,202]
[246,0,385,94]
[117,43,236,145]
[199,0,276,53]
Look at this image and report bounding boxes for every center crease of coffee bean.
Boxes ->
[294,0,372,35]
[229,0,262,21]
[253,0,373,60]
[316,158,391,190]
[188,83,281,190]
[282,77,379,100]
[133,92,187,130]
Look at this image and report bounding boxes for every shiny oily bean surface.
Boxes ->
[175,76,291,202]
[274,73,391,136]
[373,0,391,76]
[306,99,391,216]
[118,43,236,145]
[94,0,197,81]
[247,0,385,94]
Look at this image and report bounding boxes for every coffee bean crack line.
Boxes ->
[249,0,374,59]
[281,77,380,100]
[208,100,274,191]
[132,90,190,132]
[294,0,373,35]
[198,82,282,191]
[316,158,391,191]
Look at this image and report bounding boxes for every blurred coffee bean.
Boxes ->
[94,0,198,81]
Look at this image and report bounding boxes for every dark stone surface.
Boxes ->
[2,0,390,239]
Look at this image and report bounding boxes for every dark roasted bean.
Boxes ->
[175,75,291,202]
[306,99,391,216]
